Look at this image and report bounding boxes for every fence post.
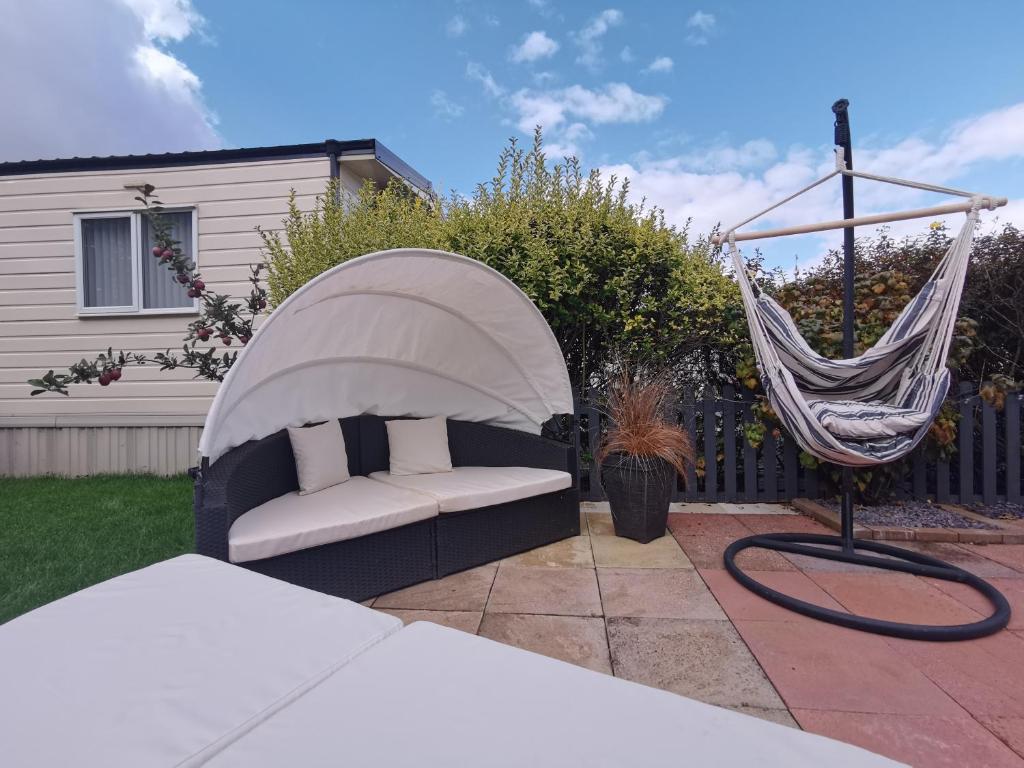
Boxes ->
[959,381,975,505]
[764,428,779,502]
[1008,393,1021,504]
[783,436,798,501]
[681,388,698,502]
[742,389,758,502]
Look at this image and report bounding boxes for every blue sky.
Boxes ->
[4,0,1024,268]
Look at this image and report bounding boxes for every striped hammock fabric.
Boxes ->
[729,204,981,467]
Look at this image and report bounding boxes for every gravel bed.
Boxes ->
[820,499,997,530]
[966,501,1024,521]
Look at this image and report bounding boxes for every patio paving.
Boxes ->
[370,506,1024,766]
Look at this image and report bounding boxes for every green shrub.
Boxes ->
[261,129,744,393]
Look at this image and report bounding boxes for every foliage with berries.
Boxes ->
[28,185,269,396]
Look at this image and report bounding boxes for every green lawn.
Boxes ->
[0,474,194,624]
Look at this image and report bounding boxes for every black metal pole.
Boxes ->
[833,98,856,553]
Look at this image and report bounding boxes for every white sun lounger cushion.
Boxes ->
[205,621,905,768]
[0,555,401,768]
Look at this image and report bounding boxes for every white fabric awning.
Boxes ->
[199,249,573,463]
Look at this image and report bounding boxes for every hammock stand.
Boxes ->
[714,101,1010,641]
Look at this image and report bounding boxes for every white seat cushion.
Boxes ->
[206,622,903,768]
[368,466,572,513]
[229,477,438,563]
[0,555,402,768]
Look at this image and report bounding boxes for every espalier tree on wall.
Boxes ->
[29,131,1024,503]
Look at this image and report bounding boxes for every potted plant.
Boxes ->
[598,366,694,543]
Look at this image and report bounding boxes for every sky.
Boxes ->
[3,0,1023,270]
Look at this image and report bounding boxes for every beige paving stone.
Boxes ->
[591,532,693,569]
[487,565,603,616]
[478,613,612,673]
[374,565,497,611]
[598,568,726,620]
[607,617,787,711]
[580,501,610,514]
[579,508,587,534]
[375,609,483,634]
[503,536,594,568]
[587,511,615,536]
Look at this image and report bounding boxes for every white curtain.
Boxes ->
[142,212,194,309]
[81,217,132,308]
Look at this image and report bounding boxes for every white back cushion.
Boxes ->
[385,416,453,475]
[287,420,350,495]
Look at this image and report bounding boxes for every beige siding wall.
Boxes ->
[0,156,368,475]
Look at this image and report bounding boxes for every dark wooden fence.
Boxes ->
[575,382,1023,506]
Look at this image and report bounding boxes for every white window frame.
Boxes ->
[73,207,200,317]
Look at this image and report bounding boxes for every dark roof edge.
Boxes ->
[0,139,432,192]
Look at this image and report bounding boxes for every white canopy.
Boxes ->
[199,249,573,463]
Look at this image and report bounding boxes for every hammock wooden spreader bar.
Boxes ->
[711,149,1007,245]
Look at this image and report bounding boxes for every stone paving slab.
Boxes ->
[808,571,984,625]
[598,568,726,620]
[793,710,1024,768]
[606,616,787,711]
[373,565,497,612]
[700,568,844,622]
[586,511,615,536]
[591,532,693,569]
[502,535,594,568]
[487,564,603,616]
[375,609,483,634]
[718,503,795,515]
[478,613,612,674]
[733,618,963,716]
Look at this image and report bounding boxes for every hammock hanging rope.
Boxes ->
[721,152,1007,467]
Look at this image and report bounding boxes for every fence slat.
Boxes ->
[784,436,798,500]
[764,430,779,502]
[912,449,927,500]
[982,393,997,505]
[959,382,975,505]
[722,385,737,502]
[1008,394,1021,504]
[682,389,698,502]
[742,392,758,502]
[936,456,950,503]
[585,400,602,501]
[703,396,717,502]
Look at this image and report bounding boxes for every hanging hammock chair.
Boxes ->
[719,152,1006,467]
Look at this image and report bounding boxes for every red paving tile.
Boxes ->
[738,514,833,535]
[960,544,1024,574]
[901,542,1023,578]
[671,531,796,571]
[931,577,1024,630]
[885,630,1024,719]
[666,513,750,538]
[793,710,1024,768]
[806,572,983,625]
[978,715,1024,760]
[699,568,844,622]
[732,618,963,716]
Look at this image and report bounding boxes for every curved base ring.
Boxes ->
[724,533,1011,641]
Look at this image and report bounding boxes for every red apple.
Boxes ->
[151,246,163,257]
[162,248,173,259]
[221,335,232,346]
[240,335,251,345]
[111,368,122,381]
[196,327,211,341]
[176,273,189,284]
[193,279,205,291]
[98,372,112,386]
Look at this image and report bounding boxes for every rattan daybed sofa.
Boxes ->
[193,249,580,600]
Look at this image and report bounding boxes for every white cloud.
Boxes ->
[598,102,1024,268]
[620,46,634,62]
[511,30,560,63]
[430,90,464,121]
[573,8,623,70]
[118,0,205,42]
[643,56,674,74]
[686,10,715,45]
[466,62,505,98]
[446,14,468,37]
[510,83,667,133]
[0,0,219,162]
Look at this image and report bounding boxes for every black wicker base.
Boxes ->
[725,533,1012,641]
[436,489,580,577]
[242,518,436,603]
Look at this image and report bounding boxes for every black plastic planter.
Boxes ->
[600,455,675,543]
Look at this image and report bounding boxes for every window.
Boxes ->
[74,209,198,315]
